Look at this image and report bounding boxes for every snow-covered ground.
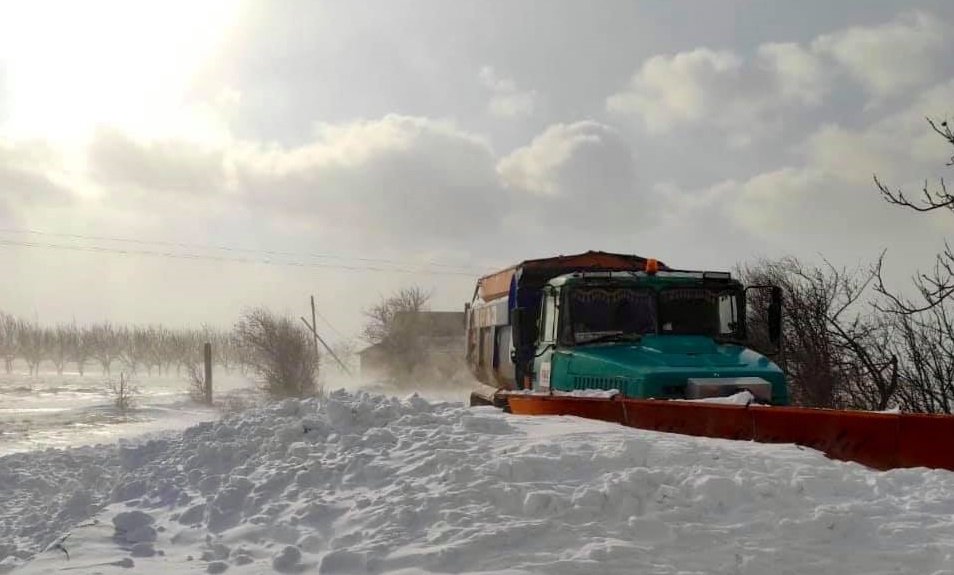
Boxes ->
[0,369,256,455]
[3,389,954,574]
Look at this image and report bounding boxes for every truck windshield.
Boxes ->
[563,285,743,344]
[564,287,656,344]
[658,287,741,338]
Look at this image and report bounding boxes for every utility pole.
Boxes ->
[310,294,321,383]
[301,294,353,377]
[311,295,320,357]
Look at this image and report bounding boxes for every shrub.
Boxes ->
[107,372,139,411]
[186,361,208,403]
[234,308,320,398]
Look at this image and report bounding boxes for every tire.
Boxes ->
[469,392,494,407]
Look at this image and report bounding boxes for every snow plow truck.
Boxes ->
[465,251,954,473]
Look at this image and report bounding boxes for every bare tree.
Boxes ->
[890,300,954,413]
[362,286,432,384]
[47,325,71,376]
[234,308,320,398]
[363,287,432,344]
[875,118,954,313]
[140,326,168,376]
[121,326,158,375]
[67,324,92,376]
[186,361,208,403]
[0,311,242,381]
[107,372,138,411]
[19,321,46,376]
[866,117,954,412]
[0,313,19,374]
[88,323,122,376]
[170,330,201,377]
[739,257,898,410]
[211,330,238,374]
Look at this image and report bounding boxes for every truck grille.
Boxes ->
[572,376,622,391]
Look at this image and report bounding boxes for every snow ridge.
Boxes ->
[4,389,954,574]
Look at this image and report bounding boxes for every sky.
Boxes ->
[1,0,953,344]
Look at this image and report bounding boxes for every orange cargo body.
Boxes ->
[476,250,668,302]
[506,394,954,473]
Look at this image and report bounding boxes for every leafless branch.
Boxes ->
[875,118,954,213]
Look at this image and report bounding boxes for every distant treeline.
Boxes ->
[0,312,243,377]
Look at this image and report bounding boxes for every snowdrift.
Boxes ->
[3,390,954,574]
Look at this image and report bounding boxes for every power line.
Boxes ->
[0,238,486,277]
[0,227,482,271]
[314,306,346,339]
[0,227,489,272]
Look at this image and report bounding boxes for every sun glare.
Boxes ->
[0,0,241,144]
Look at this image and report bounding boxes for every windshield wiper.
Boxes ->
[577,332,643,346]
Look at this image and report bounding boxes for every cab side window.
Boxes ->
[540,289,558,343]
[718,292,739,335]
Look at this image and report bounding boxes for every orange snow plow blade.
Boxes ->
[506,395,954,472]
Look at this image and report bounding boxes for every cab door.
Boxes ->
[532,287,559,392]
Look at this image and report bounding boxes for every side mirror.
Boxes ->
[768,286,782,345]
[744,284,784,356]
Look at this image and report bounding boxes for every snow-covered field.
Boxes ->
[3,389,954,574]
[0,369,256,456]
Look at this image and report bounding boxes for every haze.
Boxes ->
[1,0,953,343]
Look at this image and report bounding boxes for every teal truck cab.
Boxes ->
[465,251,785,406]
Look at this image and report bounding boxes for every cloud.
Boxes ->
[87,128,226,196]
[606,12,952,144]
[699,78,954,256]
[81,117,652,250]
[75,117,650,252]
[723,167,832,237]
[0,115,510,251]
[756,42,829,106]
[628,65,954,280]
[230,115,505,246]
[3,2,954,336]
[478,66,537,118]
[606,48,743,134]
[805,80,954,186]
[605,45,829,148]
[497,121,635,198]
[493,120,660,240]
[812,11,950,100]
[0,140,73,223]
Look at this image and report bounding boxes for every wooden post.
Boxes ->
[300,315,353,377]
[204,342,213,404]
[310,295,320,356]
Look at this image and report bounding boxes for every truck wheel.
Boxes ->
[469,392,493,407]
